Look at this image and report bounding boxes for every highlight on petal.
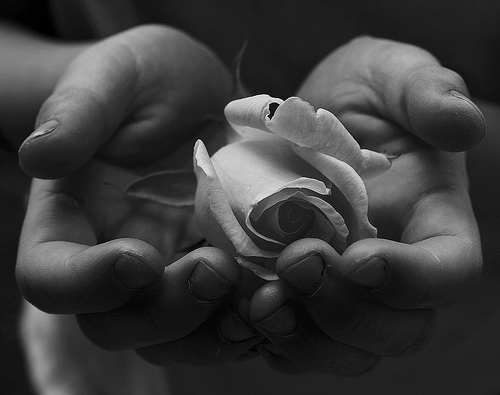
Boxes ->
[207,138,355,254]
[293,145,377,242]
[193,139,276,258]
[194,96,383,268]
[224,94,284,141]
[225,95,391,179]
[210,139,331,223]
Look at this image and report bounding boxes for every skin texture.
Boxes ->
[245,38,482,373]
[17,25,232,178]
[14,26,484,374]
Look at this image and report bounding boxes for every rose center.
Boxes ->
[278,201,314,235]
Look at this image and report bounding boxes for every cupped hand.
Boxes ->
[18,24,232,179]
[16,24,263,365]
[17,157,262,364]
[247,36,484,375]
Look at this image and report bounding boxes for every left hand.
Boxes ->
[247,36,484,374]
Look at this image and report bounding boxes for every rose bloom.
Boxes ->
[194,94,391,276]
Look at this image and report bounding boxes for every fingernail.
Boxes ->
[189,261,236,302]
[218,311,260,343]
[30,120,60,140]
[346,258,387,289]
[281,253,325,296]
[254,303,297,336]
[449,90,484,117]
[384,152,401,161]
[449,89,469,100]
[114,253,160,289]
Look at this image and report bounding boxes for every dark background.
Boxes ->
[0,150,32,394]
[0,1,499,393]
[1,2,52,393]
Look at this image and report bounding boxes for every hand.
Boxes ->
[246,36,484,374]
[17,157,263,364]
[17,24,232,178]
[16,25,262,365]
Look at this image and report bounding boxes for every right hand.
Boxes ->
[246,36,484,375]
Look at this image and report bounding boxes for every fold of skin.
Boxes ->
[194,95,391,273]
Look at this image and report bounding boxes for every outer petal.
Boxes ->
[224,94,284,141]
[193,140,275,258]
[293,145,377,242]
[210,139,331,223]
[225,95,391,179]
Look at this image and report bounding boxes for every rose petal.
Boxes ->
[224,94,284,141]
[225,95,391,179]
[246,189,349,252]
[293,145,377,241]
[193,140,276,258]
[235,257,279,281]
[210,139,330,221]
[205,137,366,254]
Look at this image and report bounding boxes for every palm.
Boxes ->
[366,149,467,242]
[297,36,476,249]
[23,24,233,259]
[58,158,201,263]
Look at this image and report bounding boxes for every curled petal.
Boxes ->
[193,140,276,258]
[247,189,349,252]
[293,145,377,242]
[225,95,391,178]
[199,137,357,256]
[224,94,284,141]
[359,149,394,179]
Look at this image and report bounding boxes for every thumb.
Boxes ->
[403,66,486,151]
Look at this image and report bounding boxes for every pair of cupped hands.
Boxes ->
[16,25,484,374]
